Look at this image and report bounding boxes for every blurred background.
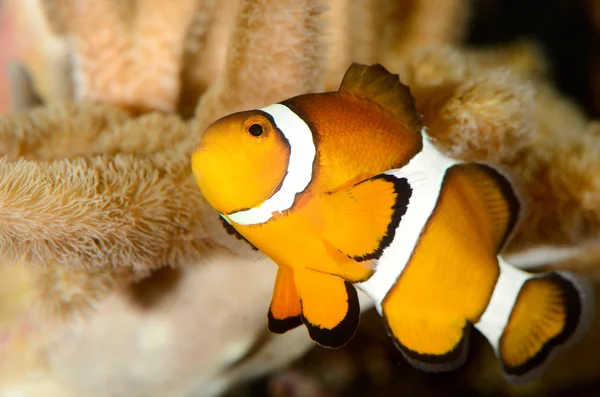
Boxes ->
[1,0,599,117]
[1,1,600,397]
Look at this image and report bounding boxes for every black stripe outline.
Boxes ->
[348,175,412,262]
[301,280,360,348]
[499,272,583,377]
[267,310,303,334]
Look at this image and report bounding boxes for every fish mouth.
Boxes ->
[191,141,240,214]
[192,140,233,169]
[191,140,236,193]
[194,138,232,157]
[193,139,213,153]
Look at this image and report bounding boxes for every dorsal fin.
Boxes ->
[339,63,422,133]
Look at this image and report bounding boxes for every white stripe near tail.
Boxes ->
[474,258,529,353]
[475,257,594,383]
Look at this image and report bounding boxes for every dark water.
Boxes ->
[466,0,597,118]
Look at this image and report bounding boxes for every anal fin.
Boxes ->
[384,307,471,372]
[268,266,302,334]
[294,268,360,348]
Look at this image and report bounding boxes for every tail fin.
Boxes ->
[475,259,594,383]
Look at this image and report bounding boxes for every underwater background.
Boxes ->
[1,0,600,396]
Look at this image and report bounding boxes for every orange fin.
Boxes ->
[497,270,593,381]
[294,268,360,348]
[338,63,422,133]
[319,173,412,264]
[268,266,302,334]
[452,163,521,252]
[383,307,472,372]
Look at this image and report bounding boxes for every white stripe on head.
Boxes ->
[356,132,460,312]
[227,103,316,226]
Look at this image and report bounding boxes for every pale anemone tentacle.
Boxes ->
[226,104,317,225]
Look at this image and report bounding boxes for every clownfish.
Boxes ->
[191,63,593,382]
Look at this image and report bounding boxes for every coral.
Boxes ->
[64,0,206,113]
[193,0,329,128]
[1,0,600,396]
[320,0,470,91]
[2,0,72,108]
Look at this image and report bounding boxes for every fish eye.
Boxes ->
[243,116,271,140]
[248,123,264,137]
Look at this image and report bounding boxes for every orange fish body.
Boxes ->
[191,63,593,381]
[228,91,422,278]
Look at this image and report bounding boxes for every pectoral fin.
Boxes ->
[294,268,360,348]
[319,173,412,263]
[268,266,302,334]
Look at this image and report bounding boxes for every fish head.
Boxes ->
[192,110,291,215]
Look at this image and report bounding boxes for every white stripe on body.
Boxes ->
[474,257,530,353]
[356,132,459,313]
[227,104,316,225]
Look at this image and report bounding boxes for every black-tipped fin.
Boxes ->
[294,268,360,348]
[318,174,412,264]
[498,271,594,382]
[267,266,302,334]
[383,306,472,373]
